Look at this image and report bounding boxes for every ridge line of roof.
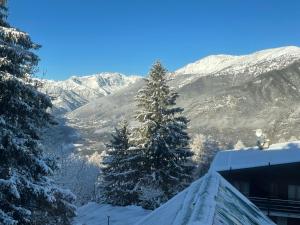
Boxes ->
[188,172,220,224]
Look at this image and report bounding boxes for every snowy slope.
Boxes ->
[211,141,300,172]
[66,46,300,156]
[175,46,300,78]
[44,46,300,115]
[73,203,151,225]
[135,171,274,225]
[39,73,141,114]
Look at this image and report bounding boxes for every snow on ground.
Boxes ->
[211,141,300,172]
[72,142,300,225]
[73,202,151,225]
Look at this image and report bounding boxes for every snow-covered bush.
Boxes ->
[234,140,246,149]
[190,134,220,178]
[54,152,101,205]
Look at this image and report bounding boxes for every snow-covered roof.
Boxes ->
[211,141,300,172]
[135,171,274,225]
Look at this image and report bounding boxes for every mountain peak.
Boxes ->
[39,72,141,114]
[175,46,300,76]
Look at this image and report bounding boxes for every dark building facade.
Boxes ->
[220,163,300,225]
[211,142,300,225]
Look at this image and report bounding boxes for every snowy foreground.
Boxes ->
[74,171,274,225]
[73,203,151,225]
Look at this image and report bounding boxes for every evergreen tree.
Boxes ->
[133,61,194,209]
[191,135,220,178]
[101,121,138,206]
[0,2,75,224]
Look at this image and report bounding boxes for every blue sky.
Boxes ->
[9,0,300,80]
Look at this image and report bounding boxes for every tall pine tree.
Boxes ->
[133,61,194,209]
[0,1,75,224]
[101,121,139,206]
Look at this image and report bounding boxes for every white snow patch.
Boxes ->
[73,143,83,147]
[73,202,151,225]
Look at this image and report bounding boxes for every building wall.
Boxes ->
[218,162,300,225]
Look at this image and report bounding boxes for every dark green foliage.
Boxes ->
[133,61,194,209]
[101,121,139,206]
[0,2,75,224]
[101,62,194,209]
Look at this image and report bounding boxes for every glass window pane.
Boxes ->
[288,185,296,200]
[296,186,300,200]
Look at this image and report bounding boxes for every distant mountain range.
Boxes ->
[39,72,140,114]
[41,46,300,156]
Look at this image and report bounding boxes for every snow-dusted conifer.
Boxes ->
[191,135,220,178]
[190,134,206,163]
[101,120,138,206]
[0,2,75,224]
[134,61,194,209]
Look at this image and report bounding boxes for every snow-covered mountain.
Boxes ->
[39,73,141,114]
[41,46,300,114]
[42,45,300,205]
[175,46,300,77]
[61,46,300,156]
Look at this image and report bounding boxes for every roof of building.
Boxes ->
[135,171,274,225]
[210,141,300,172]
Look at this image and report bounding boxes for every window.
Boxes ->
[233,181,250,197]
[270,183,279,198]
[288,185,300,201]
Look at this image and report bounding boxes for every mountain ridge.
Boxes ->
[41,46,300,157]
[174,46,300,76]
[40,46,300,114]
[39,72,141,114]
